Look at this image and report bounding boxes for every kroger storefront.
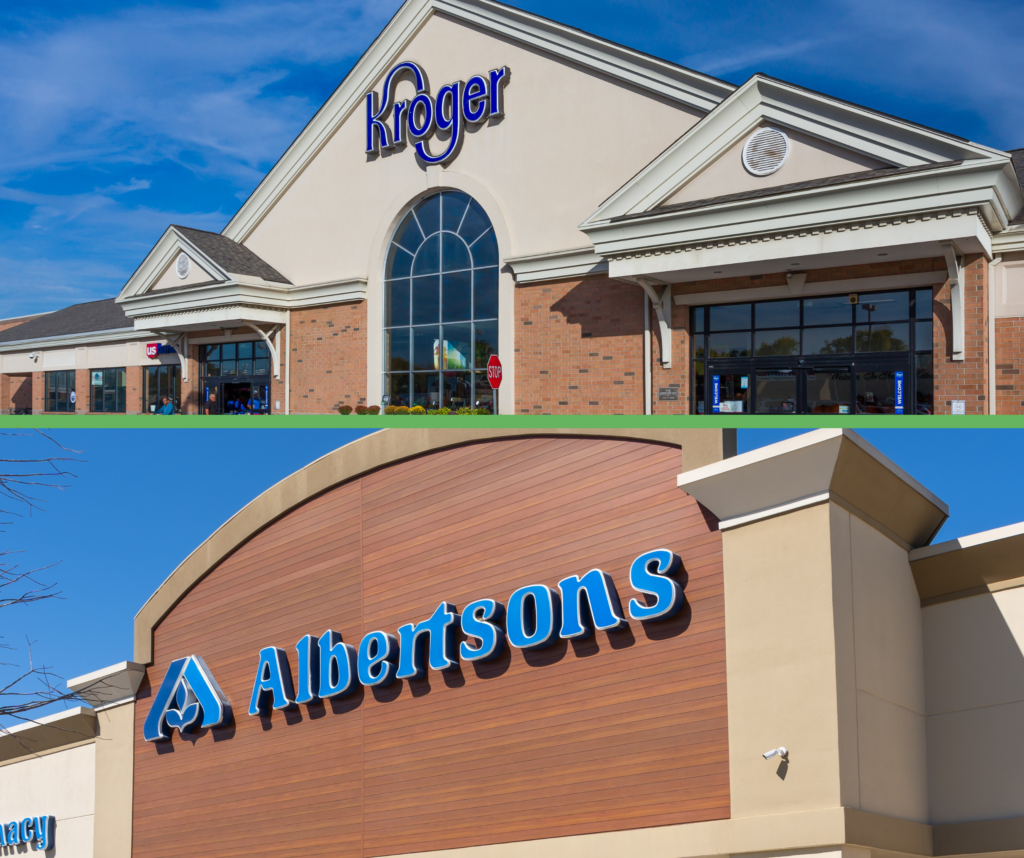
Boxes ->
[7,427,1024,857]
[2,0,1024,415]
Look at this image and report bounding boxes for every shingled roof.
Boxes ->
[174,226,291,284]
[0,298,133,344]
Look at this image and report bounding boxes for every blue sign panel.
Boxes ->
[144,548,690,742]
[712,375,721,413]
[365,61,510,165]
[895,370,904,414]
[0,815,54,850]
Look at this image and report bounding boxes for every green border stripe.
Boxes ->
[2,415,1024,428]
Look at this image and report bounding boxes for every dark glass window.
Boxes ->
[45,371,75,413]
[90,367,126,413]
[202,341,271,379]
[145,365,181,413]
[384,191,499,409]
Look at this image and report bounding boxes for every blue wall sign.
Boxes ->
[712,375,721,413]
[144,549,686,741]
[366,61,510,165]
[0,816,54,850]
[895,371,904,414]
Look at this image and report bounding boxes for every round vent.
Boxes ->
[742,127,790,176]
[175,252,191,279]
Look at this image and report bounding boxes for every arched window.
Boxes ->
[383,191,499,409]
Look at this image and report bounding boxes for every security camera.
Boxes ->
[762,747,788,760]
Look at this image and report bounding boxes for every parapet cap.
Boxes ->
[911,520,1024,603]
[678,428,948,549]
[67,661,146,709]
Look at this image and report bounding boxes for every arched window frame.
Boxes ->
[382,190,499,410]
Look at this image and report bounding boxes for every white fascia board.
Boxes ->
[134,306,289,331]
[584,76,1005,225]
[506,246,608,284]
[119,227,229,302]
[909,520,1024,562]
[993,227,1024,254]
[590,163,1003,257]
[222,0,731,244]
[288,278,368,307]
[673,270,947,306]
[1,706,95,736]
[0,327,156,353]
[609,214,991,281]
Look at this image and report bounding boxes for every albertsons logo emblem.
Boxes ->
[143,655,232,742]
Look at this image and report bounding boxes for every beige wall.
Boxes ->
[0,742,95,857]
[724,502,845,818]
[924,585,1024,824]
[664,126,885,207]
[92,702,135,858]
[993,250,1024,317]
[830,506,928,823]
[1,341,179,375]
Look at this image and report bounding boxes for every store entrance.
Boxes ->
[203,380,271,415]
[708,358,907,415]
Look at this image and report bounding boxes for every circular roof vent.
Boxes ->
[175,252,191,279]
[742,127,790,176]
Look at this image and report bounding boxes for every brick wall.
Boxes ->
[0,374,31,413]
[995,316,1024,414]
[32,372,45,413]
[289,303,367,413]
[933,255,988,414]
[651,295,689,415]
[515,275,645,414]
[75,369,90,412]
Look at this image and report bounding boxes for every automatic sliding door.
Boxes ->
[754,370,797,414]
[708,368,750,414]
[805,368,852,415]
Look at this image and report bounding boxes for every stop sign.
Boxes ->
[486,354,502,389]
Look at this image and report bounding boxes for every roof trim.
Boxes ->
[0,326,156,353]
[133,427,733,663]
[221,0,734,244]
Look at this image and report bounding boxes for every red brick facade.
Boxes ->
[515,275,646,414]
[289,302,367,414]
[995,316,1024,414]
[1,373,31,413]
[932,255,989,414]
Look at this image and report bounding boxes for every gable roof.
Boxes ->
[0,298,132,344]
[173,226,290,284]
[584,73,1012,226]
[220,0,735,244]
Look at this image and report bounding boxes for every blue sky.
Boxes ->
[3,426,1024,725]
[1,0,1022,319]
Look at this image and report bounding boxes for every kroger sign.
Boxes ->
[365,61,510,165]
[144,549,683,741]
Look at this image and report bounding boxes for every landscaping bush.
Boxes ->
[425,407,451,416]
[355,405,368,415]
[367,405,380,415]
[409,405,426,415]
[384,405,396,414]
[338,404,353,415]
[394,405,410,414]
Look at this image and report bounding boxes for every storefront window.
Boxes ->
[45,370,75,413]
[90,367,127,413]
[691,287,934,414]
[145,365,181,413]
[383,190,499,409]
[199,341,272,415]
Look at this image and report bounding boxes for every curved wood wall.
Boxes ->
[132,436,727,857]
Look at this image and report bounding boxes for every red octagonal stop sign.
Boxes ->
[487,354,502,389]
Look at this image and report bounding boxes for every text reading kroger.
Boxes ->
[144,549,683,741]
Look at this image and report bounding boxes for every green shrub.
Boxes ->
[409,405,426,415]
[394,405,410,415]
[367,405,380,415]
[426,407,451,416]
[355,405,368,415]
[338,404,353,415]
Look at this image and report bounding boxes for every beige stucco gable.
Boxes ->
[663,125,887,207]
[241,11,704,288]
[148,251,219,292]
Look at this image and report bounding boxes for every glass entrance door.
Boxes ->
[804,367,852,415]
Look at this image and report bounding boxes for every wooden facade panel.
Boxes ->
[133,437,728,858]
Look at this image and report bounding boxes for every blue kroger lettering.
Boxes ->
[143,654,232,742]
[396,601,460,680]
[507,584,560,649]
[365,61,510,165]
[557,569,627,639]
[459,599,505,662]
[318,630,358,698]
[358,631,399,687]
[628,550,684,621]
[248,647,297,715]
[0,816,52,850]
